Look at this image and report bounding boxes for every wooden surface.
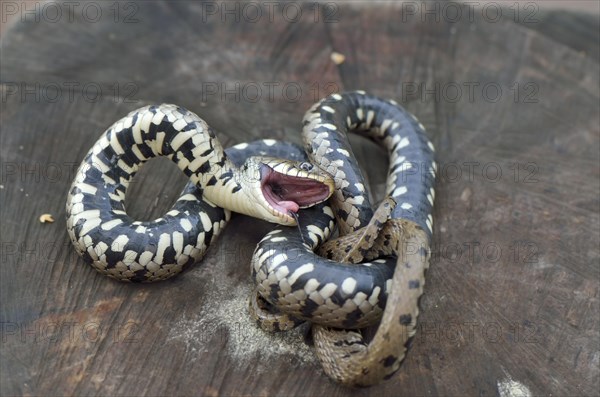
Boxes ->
[1,1,598,396]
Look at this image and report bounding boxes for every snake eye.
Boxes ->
[300,162,313,172]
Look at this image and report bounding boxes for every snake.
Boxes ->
[66,104,334,282]
[250,92,436,386]
[65,93,435,386]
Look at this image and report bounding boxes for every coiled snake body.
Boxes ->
[251,92,435,385]
[66,93,435,386]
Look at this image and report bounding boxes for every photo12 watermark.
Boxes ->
[399,1,540,24]
[0,320,140,344]
[195,1,340,23]
[2,82,139,104]
[400,81,539,104]
[416,320,540,344]
[429,240,539,265]
[1,1,140,24]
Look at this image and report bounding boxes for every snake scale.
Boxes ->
[66,92,435,386]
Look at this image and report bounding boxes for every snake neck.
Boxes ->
[96,105,256,218]
[189,158,259,217]
[137,112,260,217]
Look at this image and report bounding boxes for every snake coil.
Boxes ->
[252,92,435,386]
[66,92,435,386]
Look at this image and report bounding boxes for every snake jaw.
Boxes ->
[259,163,334,224]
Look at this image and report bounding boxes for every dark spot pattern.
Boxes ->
[381,355,397,368]
[399,314,412,325]
[408,280,420,289]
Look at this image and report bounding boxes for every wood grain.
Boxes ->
[1,2,598,396]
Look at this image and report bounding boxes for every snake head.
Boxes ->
[243,156,335,225]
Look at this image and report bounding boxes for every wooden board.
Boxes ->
[1,2,598,395]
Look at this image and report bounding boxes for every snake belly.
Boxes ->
[66,104,333,282]
[252,92,436,386]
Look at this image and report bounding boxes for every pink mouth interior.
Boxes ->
[260,165,331,215]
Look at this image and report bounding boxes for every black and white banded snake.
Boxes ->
[66,92,435,386]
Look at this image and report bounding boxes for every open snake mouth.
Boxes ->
[260,164,333,216]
